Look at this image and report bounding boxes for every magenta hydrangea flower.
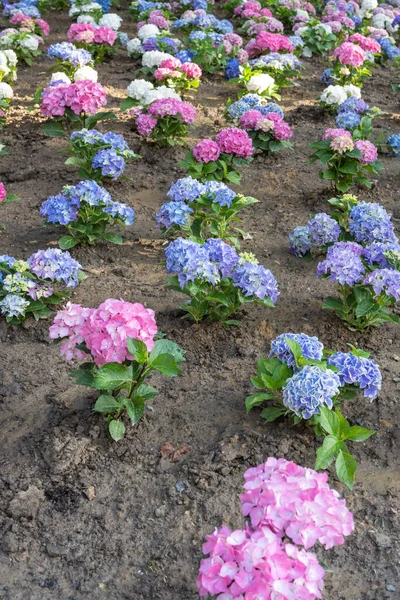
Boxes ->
[354,139,378,164]
[147,98,197,124]
[181,62,202,78]
[333,41,366,67]
[322,128,352,140]
[216,127,253,158]
[193,139,221,163]
[65,80,107,115]
[136,114,158,136]
[0,182,7,201]
[94,26,116,46]
[67,23,96,44]
[347,33,381,54]
[239,109,263,130]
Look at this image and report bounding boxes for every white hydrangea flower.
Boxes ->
[126,79,154,100]
[246,73,276,94]
[0,35,14,49]
[0,82,14,99]
[315,23,332,35]
[295,26,308,37]
[74,65,98,82]
[127,37,142,56]
[99,13,122,31]
[344,84,362,99]
[143,85,180,105]
[137,24,160,41]
[320,84,347,105]
[3,49,17,66]
[142,51,173,68]
[296,9,309,19]
[0,53,8,68]
[20,35,39,51]
[50,71,71,84]
[77,15,96,25]
[302,46,312,58]
[362,0,377,10]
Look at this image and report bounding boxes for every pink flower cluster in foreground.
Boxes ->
[67,23,116,46]
[246,31,294,57]
[193,127,254,162]
[40,80,107,117]
[135,98,197,136]
[197,457,354,599]
[347,33,381,54]
[333,41,366,67]
[49,299,157,365]
[322,129,378,162]
[239,110,293,140]
[153,58,202,81]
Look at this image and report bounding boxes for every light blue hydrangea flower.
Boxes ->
[283,365,341,419]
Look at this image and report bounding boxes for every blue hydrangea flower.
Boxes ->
[0,255,17,267]
[157,37,179,54]
[259,103,284,118]
[142,38,158,51]
[336,111,361,129]
[165,238,219,288]
[363,268,400,301]
[363,241,400,268]
[228,100,251,120]
[387,133,400,156]
[40,194,78,225]
[242,94,262,107]
[289,226,312,257]
[288,35,304,48]
[189,31,207,42]
[204,181,236,208]
[317,242,365,286]
[204,238,239,278]
[167,177,206,202]
[328,352,381,399]
[102,132,130,152]
[0,294,30,318]
[307,213,340,247]
[92,149,126,180]
[321,68,335,85]
[250,53,302,71]
[349,202,396,244]
[337,97,369,115]
[282,365,341,419]
[232,261,279,302]
[69,181,112,207]
[269,333,324,368]
[70,129,104,145]
[215,19,233,34]
[27,248,82,288]
[193,14,217,29]
[175,49,195,63]
[156,201,193,228]
[104,202,135,226]
[225,58,240,80]
[47,42,92,67]
[378,37,400,60]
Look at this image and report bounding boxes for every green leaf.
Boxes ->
[322,296,343,311]
[93,394,121,414]
[133,383,158,401]
[126,337,148,363]
[149,339,185,365]
[245,392,273,413]
[315,435,344,470]
[120,98,136,111]
[59,235,78,250]
[204,291,229,307]
[125,397,145,425]
[318,406,340,436]
[93,363,132,390]
[335,450,357,489]
[338,162,358,174]
[149,353,182,376]
[346,426,376,442]
[109,419,125,441]
[102,232,123,244]
[65,156,89,168]
[41,121,65,137]
[284,337,303,366]
[69,364,95,387]
[260,405,286,423]
[355,296,374,318]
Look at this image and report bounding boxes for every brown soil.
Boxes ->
[0,4,399,600]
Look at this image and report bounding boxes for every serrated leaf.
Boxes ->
[102,232,123,244]
[245,392,273,413]
[69,365,95,387]
[41,121,65,138]
[93,363,132,390]
[93,394,121,414]
[318,406,340,436]
[322,296,343,311]
[109,420,125,441]
[149,339,185,365]
[125,397,145,425]
[59,235,78,250]
[284,337,303,366]
[126,337,148,363]
[260,405,286,423]
[315,435,344,470]
[149,353,181,376]
[346,426,376,442]
[335,450,357,489]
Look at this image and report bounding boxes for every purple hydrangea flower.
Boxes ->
[204,238,239,278]
[103,202,135,226]
[269,333,324,368]
[349,202,396,245]
[363,268,400,300]
[282,365,341,419]
[167,177,206,203]
[92,149,126,180]
[27,248,82,288]
[363,241,400,268]
[40,194,78,225]
[289,226,312,257]
[317,242,365,285]
[156,201,193,228]
[327,352,381,399]
[307,213,340,247]
[232,261,279,302]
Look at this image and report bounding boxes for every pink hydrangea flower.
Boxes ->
[354,139,378,163]
[246,31,294,57]
[197,524,325,599]
[35,18,50,36]
[347,33,381,54]
[216,127,253,158]
[153,67,174,80]
[65,80,107,115]
[148,14,171,28]
[136,113,158,136]
[94,26,117,46]
[181,62,202,78]
[40,82,70,117]
[67,23,96,44]
[224,32,243,47]
[322,128,352,140]
[241,457,355,550]
[50,299,157,366]
[147,98,196,124]
[193,139,221,163]
[10,13,34,28]
[333,41,366,67]
[159,57,182,70]
[0,182,6,202]
[237,48,249,65]
[239,109,263,130]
